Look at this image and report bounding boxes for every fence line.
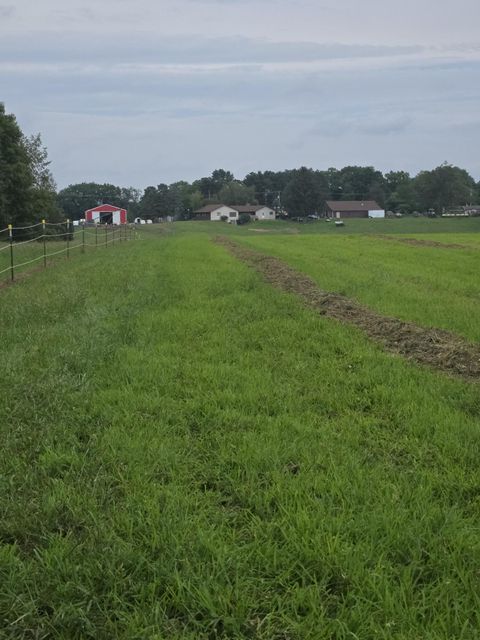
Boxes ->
[0,219,136,283]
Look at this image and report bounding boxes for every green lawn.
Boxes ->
[1,232,480,639]
[0,227,127,281]
[161,216,480,237]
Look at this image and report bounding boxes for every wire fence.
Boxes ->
[0,219,136,283]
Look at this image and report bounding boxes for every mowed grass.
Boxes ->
[235,233,480,343]
[0,233,83,281]
[393,233,480,248]
[160,216,480,237]
[0,227,127,281]
[1,233,480,639]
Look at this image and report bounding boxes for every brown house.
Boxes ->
[325,200,385,219]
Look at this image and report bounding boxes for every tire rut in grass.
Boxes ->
[375,235,474,250]
[215,236,480,381]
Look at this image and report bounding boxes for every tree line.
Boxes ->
[55,165,480,222]
[1,103,479,226]
[0,104,61,228]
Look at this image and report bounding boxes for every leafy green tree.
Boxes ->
[283,167,324,217]
[337,166,386,204]
[193,169,235,200]
[326,167,344,200]
[138,183,179,219]
[169,181,194,219]
[138,186,162,218]
[244,170,294,208]
[22,132,62,221]
[189,190,204,213]
[211,169,234,189]
[155,184,173,217]
[414,163,476,213]
[57,183,140,220]
[218,181,256,205]
[0,103,34,227]
[384,171,416,212]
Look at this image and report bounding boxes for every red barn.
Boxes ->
[85,203,127,225]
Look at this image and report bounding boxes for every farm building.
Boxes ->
[463,205,480,216]
[193,204,276,221]
[85,203,127,225]
[194,204,238,222]
[235,205,276,220]
[325,200,385,219]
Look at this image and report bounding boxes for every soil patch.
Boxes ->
[375,235,472,250]
[216,236,480,381]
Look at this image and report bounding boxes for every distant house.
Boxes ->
[193,203,276,221]
[463,205,480,216]
[193,204,239,222]
[234,205,276,220]
[325,200,385,219]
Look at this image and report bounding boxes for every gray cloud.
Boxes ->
[1,0,480,187]
[0,4,14,17]
[0,32,423,66]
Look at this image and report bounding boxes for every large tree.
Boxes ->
[22,132,62,221]
[384,171,416,212]
[337,165,386,205]
[193,169,235,200]
[0,103,34,227]
[283,167,325,217]
[218,181,256,206]
[244,170,294,209]
[414,163,476,213]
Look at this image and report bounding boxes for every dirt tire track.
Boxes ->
[215,236,480,381]
[375,235,473,250]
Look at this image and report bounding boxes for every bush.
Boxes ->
[237,213,251,225]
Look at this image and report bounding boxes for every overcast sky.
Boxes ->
[1,0,479,189]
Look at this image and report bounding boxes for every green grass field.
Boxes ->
[159,216,480,237]
[1,224,480,639]
[234,232,480,343]
[0,227,128,282]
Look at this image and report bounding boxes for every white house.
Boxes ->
[235,205,276,220]
[194,204,239,222]
[193,203,276,221]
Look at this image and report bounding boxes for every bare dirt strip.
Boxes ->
[375,235,473,249]
[216,236,480,381]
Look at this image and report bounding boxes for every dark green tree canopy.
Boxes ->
[22,132,62,221]
[414,163,476,213]
[0,103,34,227]
[283,167,326,217]
[57,183,141,220]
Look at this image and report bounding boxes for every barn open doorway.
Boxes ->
[85,204,127,225]
[100,212,113,224]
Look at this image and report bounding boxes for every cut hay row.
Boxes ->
[216,236,480,380]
